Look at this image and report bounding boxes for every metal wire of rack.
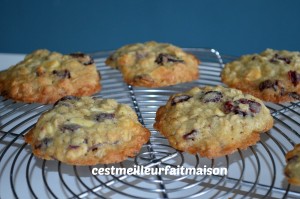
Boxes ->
[0,48,300,199]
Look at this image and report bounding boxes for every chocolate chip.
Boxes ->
[155,53,184,65]
[171,95,191,106]
[70,53,94,65]
[202,91,223,103]
[287,155,299,163]
[288,70,300,87]
[94,113,115,122]
[289,92,300,100]
[54,96,80,106]
[60,124,81,133]
[183,129,198,140]
[53,70,71,78]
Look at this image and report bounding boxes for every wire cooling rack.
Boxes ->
[0,48,300,199]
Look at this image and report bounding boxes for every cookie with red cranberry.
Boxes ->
[285,144,300,186]
[105,41,199,87]
[154,86,273,158]
[24,96,150,165]
[221,49,300,103]
[0,49,101,104]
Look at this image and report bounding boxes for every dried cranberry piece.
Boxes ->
[92,147,98,152]
[34,143,42,149]
[183,130,198,140]
[171,95,191,106]
[288,70,300,87]
[58,96,79,101]
[35,138,52,149]
[53,70,71,79]
[249,102,261,114]
[54,96,80,106]
[270,53,291,64]
[136,51,148,60]
[70,53,94,65]
[88,143,102,151]
[269,58,278,64]
[289,92,300,100]
[68,145,80,149]
[237,99,261,114]
[259,80,274,91]
[224,101,246,116]
[155,53,184,65]
[233,109,248,117]
[259,79,285,95]
[269,53,279,63]
[224,99,261,117]
[42,138,52,146]
[94,113,115,122]
[36,71,45,77]
[223,101,235,114]
[60,124,81,133]
[273,80,285,95]
[287,155,299,163]
[224,101,248,116]
[278,56,291,64]
[285,171,291,178]
[202,91,223,103]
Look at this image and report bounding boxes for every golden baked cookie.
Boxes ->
[105,41,200,87]
[285,144,300,186]
[0,49,101,104]
[154,86,274,158]
[221,49,300,103]
[24,96,150,165]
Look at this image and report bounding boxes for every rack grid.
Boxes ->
[0,48,300,198]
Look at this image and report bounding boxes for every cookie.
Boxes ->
[105,41,200,87]
[0,49,101,104]
[24,96,150,165]
[154,86,274,158]
[221,49,300,103]
[285,144,300,185]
